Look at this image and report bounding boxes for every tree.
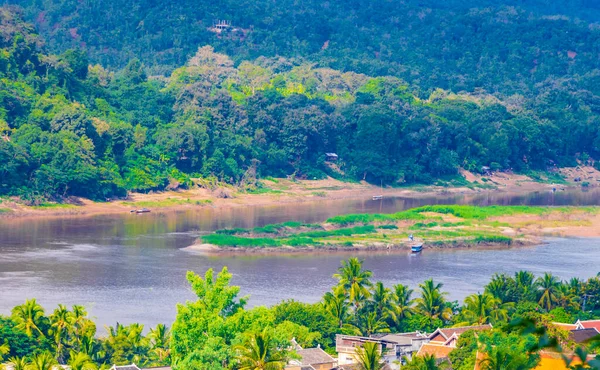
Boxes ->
[323,285,351,329]
[66,351,97,370]
[49,304,72,362]
[233,330,286,370]
[334,258,373,309]
[388,284,415,330]
[515,271,536,301]
[6,356,29,370]
[148,324,170,365]
[402,354,444,370]
[26,352,58,370]
[171,268,248,368]
[354,341,385,370]
[11,300,46,338]
[536,273,560,311]
[415,279,451,323]
[369,282,391,320]
[356,312,389,337]
[462,292,508,325]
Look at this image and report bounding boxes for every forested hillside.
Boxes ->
[8,0,600,96]
[1,4,600,201]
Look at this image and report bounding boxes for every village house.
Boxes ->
[416,324,493,364]
[553,321,600,344]
[286,339,337,370]
[336,332,429,369]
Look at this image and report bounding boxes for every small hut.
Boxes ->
[325,153,339,161]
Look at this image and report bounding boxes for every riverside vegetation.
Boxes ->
[196,205,600,251]
[2,5,600,204]
[0,259,599,369]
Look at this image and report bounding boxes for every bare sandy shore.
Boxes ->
[1,166,598,220]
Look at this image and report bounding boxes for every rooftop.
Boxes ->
[552,322,578,331]
[296,347,336,365]
[569,328,600,343]
[577,319,600,331]
[416,343,454,359]
[430,324,493,342]
[110,365,141,370]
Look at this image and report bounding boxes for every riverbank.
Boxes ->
[186,205,600,254]
[1,167,598,220]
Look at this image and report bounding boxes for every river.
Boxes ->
[1,188,599,329]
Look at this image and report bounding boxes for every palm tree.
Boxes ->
[26,352,57,370]
[416,279,451,322]
[402,354,442,370]
[357,311,390,337]
[234,330,286,370]
[515,271,535,300]
[6,357,28,370]
[462,292,509,325]
[555,284,579,310]
[323,285,351,328]
[11,299,46,338]
[0,341,9,359]
[370,282,391,319]
[334,258,373,309]
[50,304,72,361]
[485,273,513,304]
[70,305,95,341]
[67,351,97,370]
[148,324,170,364]
[388,283,415,328]
[536,273,560,311]
[354,341,385,370]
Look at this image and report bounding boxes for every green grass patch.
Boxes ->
[378,224,398,230]
[0,208,12,213]
[410,205,550,220]
[326,210,426,225]
[524,171,568,185]
[31,202,76,210]
[202,234,281,247]
[215,221,321,236]
[296,225,376,238]
[246,186,285,195]
[122,198,212,208]
[473,235,513,245]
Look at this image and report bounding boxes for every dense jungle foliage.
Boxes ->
[0,259,599,369]
[1,2,600,200]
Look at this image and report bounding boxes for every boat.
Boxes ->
[411,244,423,253]
[372,180,383,200]
[135,208,151,214]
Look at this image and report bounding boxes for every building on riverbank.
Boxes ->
[336,332,429,369]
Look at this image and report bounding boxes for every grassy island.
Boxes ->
[193,205,600,252]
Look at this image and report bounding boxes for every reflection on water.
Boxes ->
[0,188,599,328]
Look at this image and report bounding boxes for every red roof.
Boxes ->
[429,324,493,342]
[416,343,454,359]
[578,320,600,331]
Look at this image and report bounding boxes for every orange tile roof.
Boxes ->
[579,320,600,331]
[552,322,577,331]
[416,343,454,359]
